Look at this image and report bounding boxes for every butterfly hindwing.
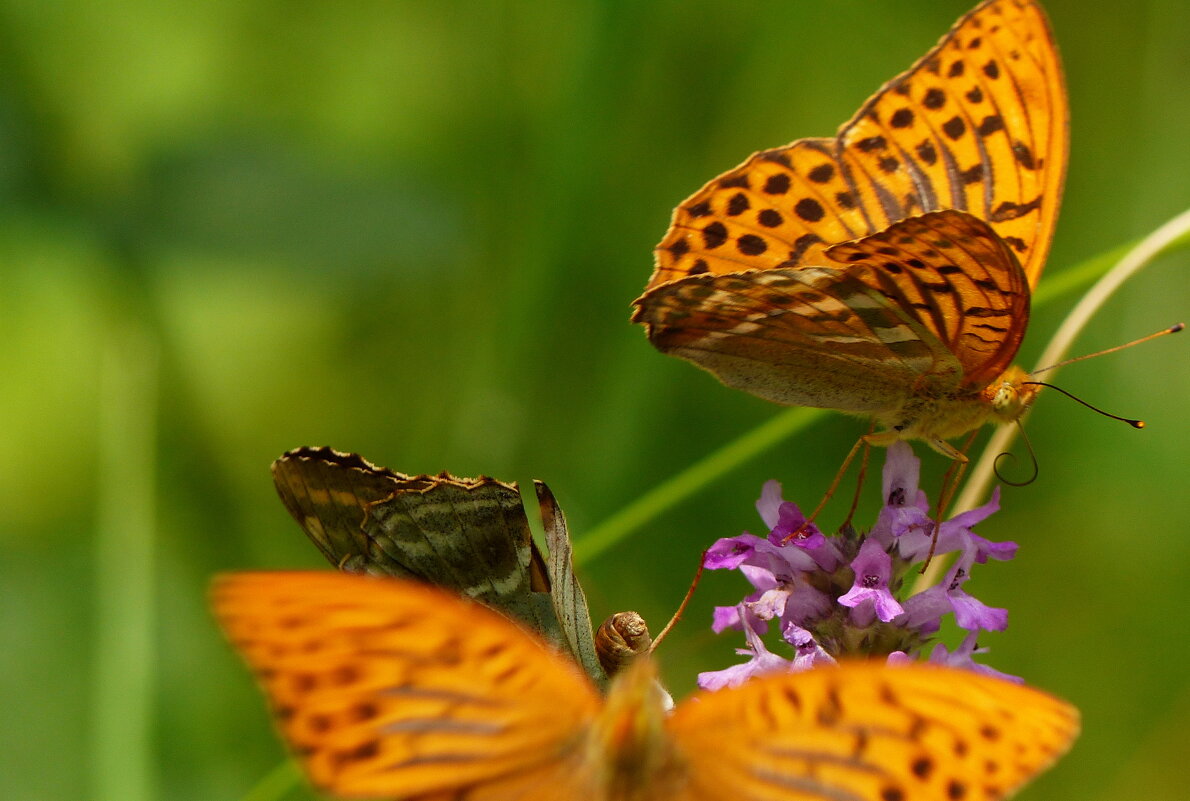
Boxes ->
[536,480,605,686]
[824,210,1030,387]
[636,210,1027,411]
[271,447,607,685]
[666,662,1079,801]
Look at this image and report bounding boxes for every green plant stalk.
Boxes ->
[91,327,158,801]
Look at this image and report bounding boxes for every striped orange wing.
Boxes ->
[633,210,1026,410]
[644,0,1066,292]
[665,662,1079,801]
[824,210,1029,388]
[212,572,602,799]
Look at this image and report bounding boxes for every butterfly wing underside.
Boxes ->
[271,447,607,684]
[645,0,1065,291]
[536,480,605,684]
[212,572,602,800]
[666,662,1079,801]
[634,210,1028,409]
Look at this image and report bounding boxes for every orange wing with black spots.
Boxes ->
[644,0,1065,291]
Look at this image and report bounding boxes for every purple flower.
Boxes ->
[757,480,841,570]
[838,537,904,623]
[703,443,1021,683]
[785,623,836,670]
[897,552,1008,633]
[703,532,817,576]
[929,632,1022,683]
[897,487,1014,564]
[870,442,933,547]
[698,606,792,690]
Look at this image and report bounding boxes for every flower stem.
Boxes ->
[916,207,1190,590]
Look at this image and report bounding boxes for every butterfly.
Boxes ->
[213,570,1079,801]
[632,0,1067,459]
[271,446,611,684]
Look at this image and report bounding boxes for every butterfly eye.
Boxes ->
[990,382,1020,415]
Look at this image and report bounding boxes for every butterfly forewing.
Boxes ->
[271,448,406,571]
[646,0,1065,291]
[213,572,601,799]
[666,662,1079,801]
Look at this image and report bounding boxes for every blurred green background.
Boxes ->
[2,0,1187,799]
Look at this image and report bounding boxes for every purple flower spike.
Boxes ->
[838,537,905,623]
[707,444,1025,680]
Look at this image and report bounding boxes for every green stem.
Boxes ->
[91,326,158,801]
[574,408,823,564]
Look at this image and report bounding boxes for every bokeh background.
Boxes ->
[3,1,1187,799]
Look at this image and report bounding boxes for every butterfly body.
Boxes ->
[632,0,1066,458]
[214,571,1078,801]
[868,363,1037,457]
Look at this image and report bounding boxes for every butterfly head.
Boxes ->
[985,365,1041,422]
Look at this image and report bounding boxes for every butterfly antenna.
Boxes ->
[648,555,706,653]
[1029,323,1183,376]
[1022,381,1145,429]
[993,421,1040,487]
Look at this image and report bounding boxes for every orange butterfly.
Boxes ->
[632,0,1067,459]
[213,571,1078,800]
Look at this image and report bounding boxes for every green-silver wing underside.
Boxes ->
[271,447,606,686]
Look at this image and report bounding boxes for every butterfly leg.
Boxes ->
[650,554,706,653]
[923,437,970,461]
[780,435,868,544]
[919,430,980,569]
[841,431,874,530]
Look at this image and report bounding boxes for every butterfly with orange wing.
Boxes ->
[632,0,1067,459]
[214,571,1078,801]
